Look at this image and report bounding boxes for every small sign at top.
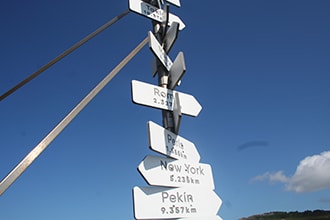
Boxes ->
[129,0,185,30]
[165,0,181,7]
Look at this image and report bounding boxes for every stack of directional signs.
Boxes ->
[129,0,223,219]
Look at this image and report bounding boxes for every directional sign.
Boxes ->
[149,31,173,71]
[152,51,185,88]
[138,155,215,189]
[131,80,202,117]
[147,121,200,162]
[129,0,185,30]
[133,186,222,219]
[165,0,181,7]
[168,51,186,89]
[152,22,180,77]
[164,21,180,53]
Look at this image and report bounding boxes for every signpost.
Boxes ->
[0,0,223,219]
[128,0,185,30]
[133,186,222,219]
[147,121,200,162]
[130,1,223,219]
[138,155,215,189]
[131,80,202,117]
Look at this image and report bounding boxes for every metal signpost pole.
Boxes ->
[149,0,176,133]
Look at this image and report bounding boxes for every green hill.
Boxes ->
[240,210,330,220]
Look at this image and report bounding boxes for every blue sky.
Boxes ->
[0,0,329,219]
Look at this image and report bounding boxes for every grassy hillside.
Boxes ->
[240,210,330,220]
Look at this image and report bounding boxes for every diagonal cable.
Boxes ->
[0,35,149,196]
[0,9,130,102]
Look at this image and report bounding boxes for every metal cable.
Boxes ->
[0,36,149,196]
[0,9,130,102]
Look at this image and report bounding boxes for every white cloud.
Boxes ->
[253,171,288,183]
[252,151,330,193]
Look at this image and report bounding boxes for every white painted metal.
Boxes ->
[164,22,179,53]
[149,31,173,71]
[151,51,184,82]
[133,186,222,219]
[147,121,200,162]
[168,13,185,30]
[168,51,186,89]
[129,0,185,30]
[165,0,181,7]
[138,155,215,189]
[152,22,180,77]
[131,80,202,117]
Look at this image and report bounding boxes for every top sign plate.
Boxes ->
[129,0,185,30]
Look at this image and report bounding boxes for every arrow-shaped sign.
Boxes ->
[149,31,173,71]
[152,21,180,77]
[133,186,222,219]
[165,0,181,7]
[129,0,185,30]
[138,155,215,189]
[152,51,185,90]
[164,21,179,53]
[147,121,200,162]
[131,80,202,117]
